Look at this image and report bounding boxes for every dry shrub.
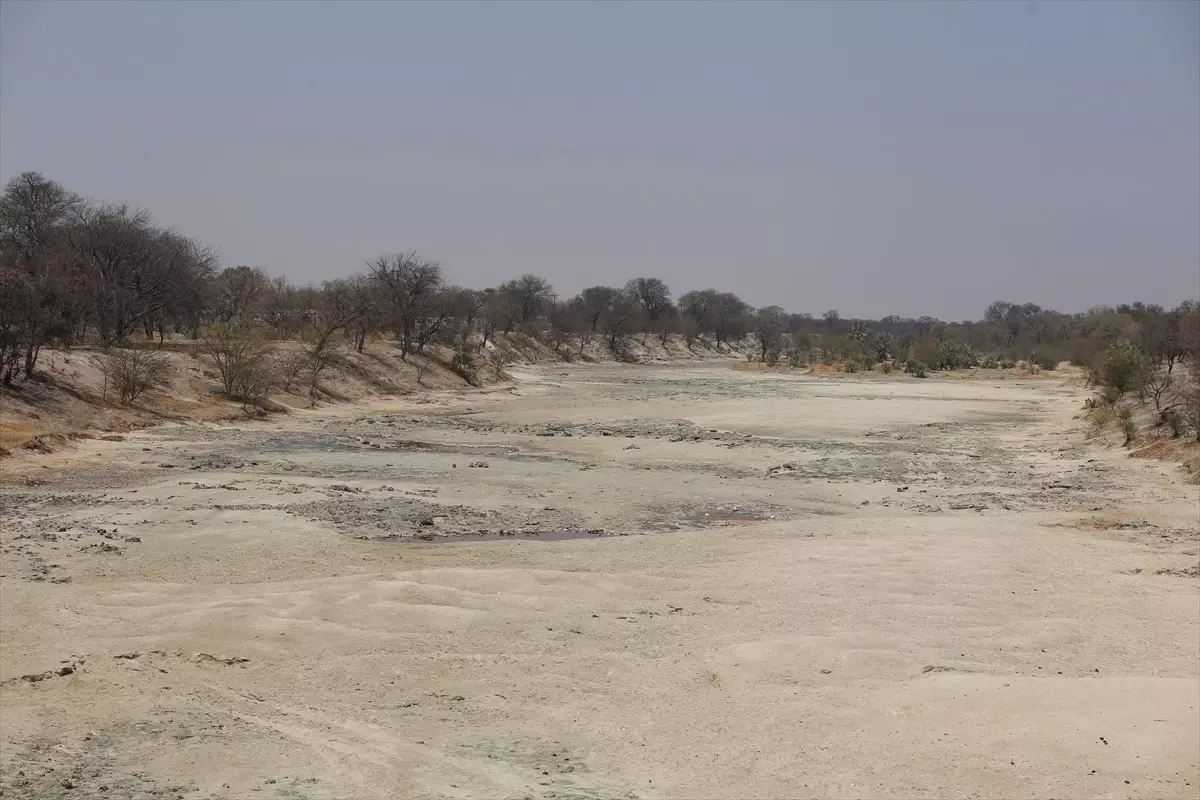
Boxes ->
[1178,373,1200,442]
[275,349,312,393]
[486,345,516,378]
[104,348,171,405]
[1088,400,1116,432]
[198,324,275,401]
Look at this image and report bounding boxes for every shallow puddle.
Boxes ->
[408,528,610,544]
[689,505,775,523]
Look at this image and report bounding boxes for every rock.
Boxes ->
[80,542,122,555]
[124,536,141,543]
[193,653,250,666]
[114,652,142,660]
[56,665,74,676]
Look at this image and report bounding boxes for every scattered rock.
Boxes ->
[193,653,250,666]
[79,542,122,555]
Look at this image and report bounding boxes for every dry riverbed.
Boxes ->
[1,363,1197,799]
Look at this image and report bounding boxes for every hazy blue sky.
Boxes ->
[1,0,1197,319]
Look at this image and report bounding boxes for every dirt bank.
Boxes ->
[1,363,1197,799]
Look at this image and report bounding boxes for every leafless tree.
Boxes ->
[573,286,619,333]
[213,265,269,323]
[497,274,553,332]
[626,277,672,322]
[546,298,583,351]
[369,252,444,358]
[66,205,215,346]
[260,276,306,340]
[752,305,788,362]
[0,171,83,378]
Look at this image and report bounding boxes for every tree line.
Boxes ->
[2,171,1198,413]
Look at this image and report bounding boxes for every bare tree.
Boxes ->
[574,286,619,333]
[626,277,672,322]
[752,305,788,362]
[0,171,83,378]
[0,267,36,383]
[260,276,305,340]
[497,274,553,332]
[213,265,269,323]
[546,298,583,351]
[600,288,640,352]
[369,252,444,358]
[66,205,215,346]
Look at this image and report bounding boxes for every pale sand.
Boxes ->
[2,364,1197,799]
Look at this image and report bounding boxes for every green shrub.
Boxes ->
[936,340,977,370]
[905,359,928,378]
[1089,401,1116,431]
[1031,347,1062,371]
[1094,342,1150,396]
[880,361,893,374]
[840,360,858,374]
[1164,408,1187,439]
[979,355,998,369]
[450,347,478,385]
[1117,405,1137,445]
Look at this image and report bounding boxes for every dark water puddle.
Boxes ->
[256,433,365,454]
[687,505,776,523]
[407,528,610,544]
[392,440,519,456]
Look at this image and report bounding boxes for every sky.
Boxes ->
[1,0,1197,320]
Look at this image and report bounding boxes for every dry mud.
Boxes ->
[1,364,1197,799]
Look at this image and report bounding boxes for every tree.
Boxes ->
[679,289,718,342]
[712,292,749,347]
[574,286,620,332]
[0,267,36,383]
[368,252,445,357]
[546,298,583,351]
[0,171,82,378]
[625,277,672,322]
[66,205,216,346]
[601,288,640,352]
[213,266,269,323]
[752,305,787,362]
[497,274,553,331]
[442,287,487,347]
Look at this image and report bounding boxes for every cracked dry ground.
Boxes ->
[1,363,1197,800]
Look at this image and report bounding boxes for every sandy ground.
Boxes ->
[1,363,1198,800]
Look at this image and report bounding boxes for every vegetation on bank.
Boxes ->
[1,170,1198,444]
